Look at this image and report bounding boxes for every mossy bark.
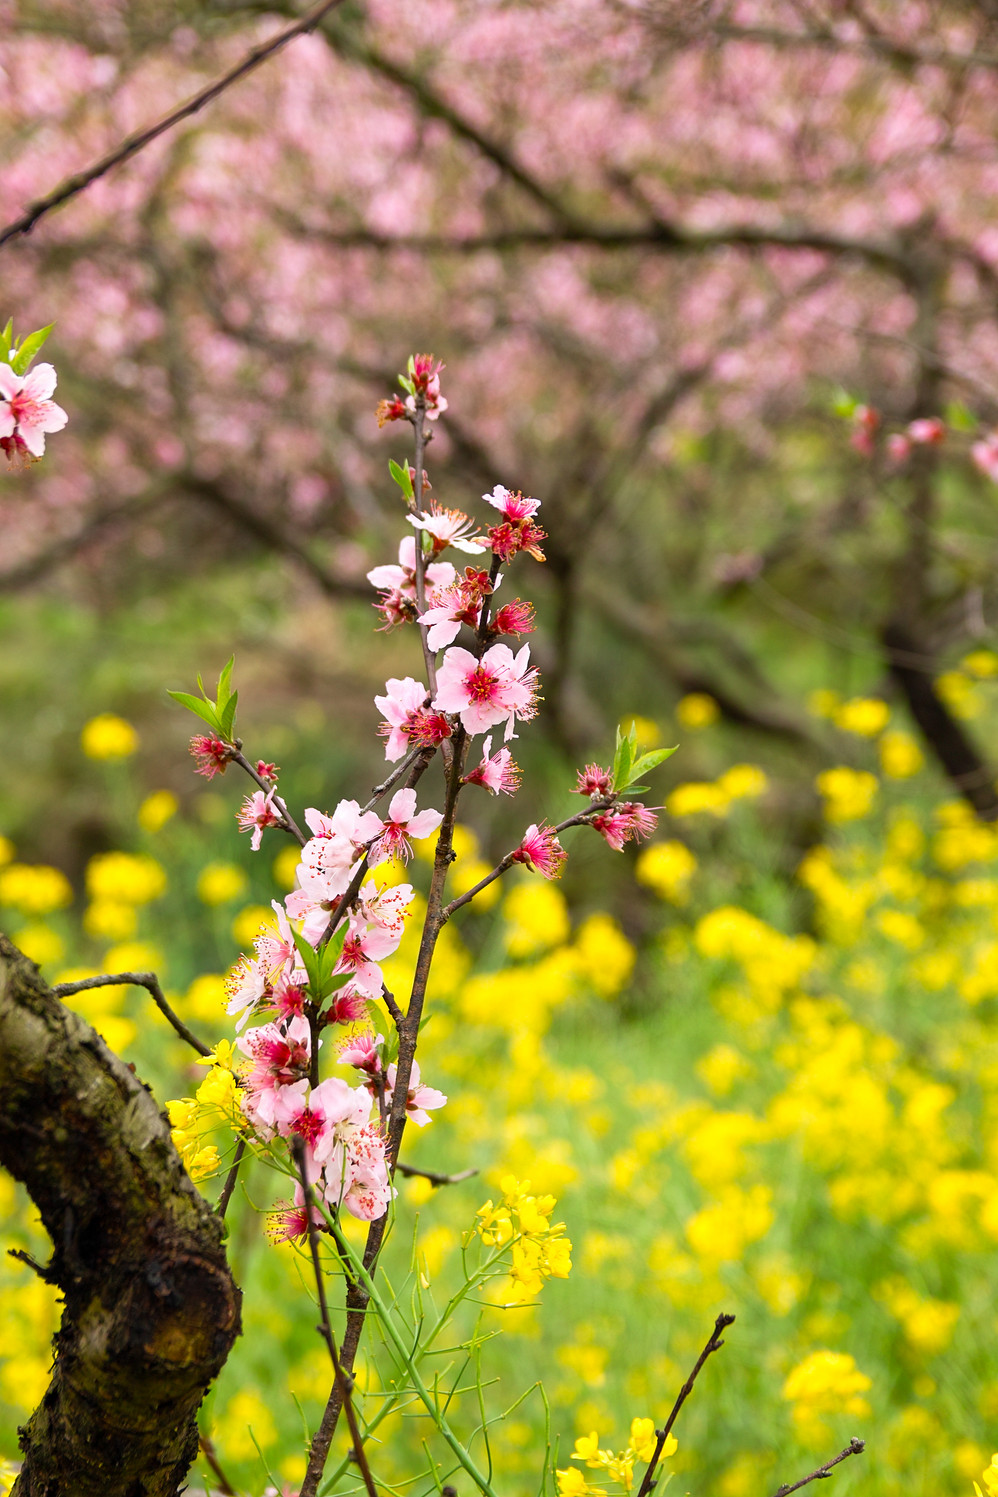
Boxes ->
[0,934,241,1496]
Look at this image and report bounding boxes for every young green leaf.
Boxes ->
[10,324,54,375]
[0,319,12,363]
[166,690,223,733]
[219,690,239,743]
[217,655,235,706]
[617,744,678,794]
[389,458,415,501]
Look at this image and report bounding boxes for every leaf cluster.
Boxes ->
[167,656,239,741]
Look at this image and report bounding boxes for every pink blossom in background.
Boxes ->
[236,788,281,849]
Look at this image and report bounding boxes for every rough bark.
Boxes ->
[0,934,241,1496]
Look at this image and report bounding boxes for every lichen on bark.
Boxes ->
[0,934,241,1496]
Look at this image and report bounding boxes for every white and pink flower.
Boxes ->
[433,643,539,739]
[367,536,456,599]
[511,823,567,880]
[408,504,488,555]
[591,802,658,852]
[375,676,452,761]
[369,789,443,865]
[385,1060,447,1128]
[237,788,282,850]
[0,361,67,462]
[464,735,521,796]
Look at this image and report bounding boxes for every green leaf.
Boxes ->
[10,324,54,375]
[0,319,12,363]
[617,744,678,793]
[389,458,414,500]
[289,925,322,993]
[166,690,223,733]
[612,722,637,792]
[831,387,859,420]
[217,655,235,706]
[945,400,977,433]
[219,690,238,742]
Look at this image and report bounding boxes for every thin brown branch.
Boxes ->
[395,1162,477,1187]
[0,0,349,248]
[292,1137,378,1497]
[634,1312,735,1497]
[7,1247,57,1282]
[53,971,212,1058]
[215,1137,247,1220]
[198,1432,239,1496]
[772,1437,866,1497]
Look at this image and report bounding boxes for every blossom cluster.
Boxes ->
[475,1175,572,1300]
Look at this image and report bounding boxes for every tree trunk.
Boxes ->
[0,934,241,1496]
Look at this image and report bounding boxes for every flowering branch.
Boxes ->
[52,970,212,1058]
[292,1136,379,1497]
[771,1437,866,1497]
[633,1313,735,1497]
[0,0,349,249]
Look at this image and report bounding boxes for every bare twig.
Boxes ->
[772,1437,866,1497]
[53,971,212,1058]
[380,985,404,1026]
[0,0,349,249]
[215,1138,247,1220]
[291,1137,378,1497]
[198,1432,239,1496]
[7,1247,57,1283]
[634,1312,735,1497]
[395,1163,478,1187]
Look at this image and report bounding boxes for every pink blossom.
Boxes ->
[357,880,414,937]
[367,536,455,599]
[266,1184,322,1245]
[483,484,541,521]
[973,433,998,482]
[325,985,370,1026]
[385,1060,447,1127]
[239,1015,311,1131]
[574,763,614,798]
[338,1124,394,1219]
[225,955,270,1029]
[408,504,488,555]
[336,916,402,997]
[886,432,911,465]
[375,675,452,761]
[432,642,539,738]
[907,417,945,444]
[369,788,443,864]
[189,734,231,778]
[0,361,67,460]
[304,800,384,864]
[237,788,281,850]
[591,802,658,852]
[492,598,535,636]
[511,823,567,880]
[340,1031,384,1076]
[417,569,492,650]
[487,515,547,564]
[256,759,279,781]
[464,734,521,796]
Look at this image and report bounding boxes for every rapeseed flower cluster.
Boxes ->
[476,1175,572,1300]
[558,1419,677,1495]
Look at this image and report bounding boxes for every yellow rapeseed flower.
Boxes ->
[197,861,248,905]
[667,781,730,817]
[14,922,65,966]
[272,842,300,890]
[879,730,924,778]
[0,862,73,915]
[834,696,890,736]
[80,712,138,760]
[676,693,720,730]
[86,851,166,906]
[936,671,984,720]
[137,789,179,832]
[815,767,878,822]
[718,764,768,800]
[636,840,697,904]
[963,650,998,679]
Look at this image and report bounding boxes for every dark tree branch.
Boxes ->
[395,1163,478,1187]
[772,1436,866,1497]
[53,970,212,1058]
[882,621,998,821]
[0,935,241,1497]
[0,0,349,249]
[634,1313,735,1497]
